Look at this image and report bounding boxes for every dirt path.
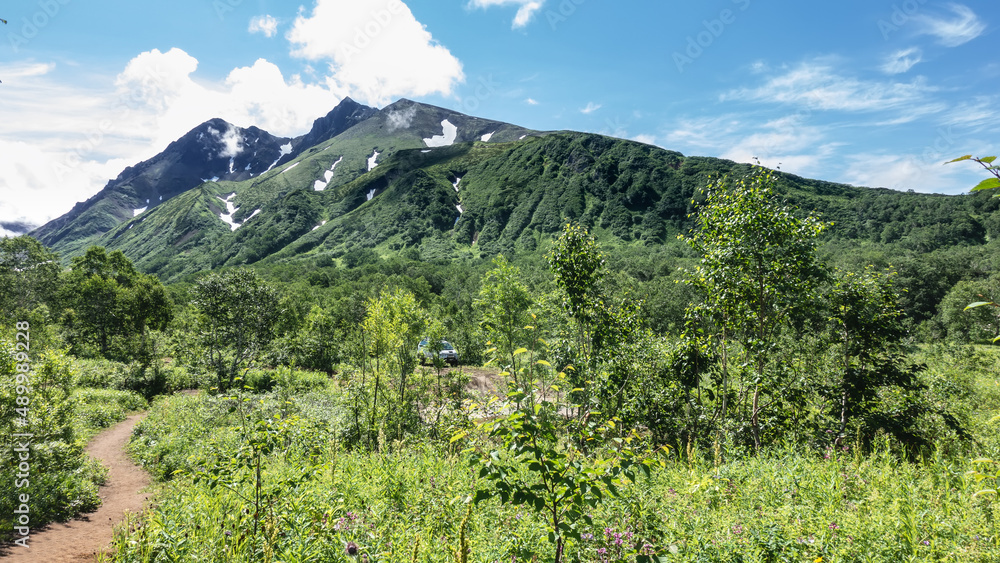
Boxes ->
[2,413,151,562]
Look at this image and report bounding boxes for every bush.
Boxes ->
[72,388,148,441]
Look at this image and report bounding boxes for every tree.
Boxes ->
[547,223,605,362]
[948,155,1000,339]
[547,223,642,419]
[827,268,920,446]
[359,288,427,448]
[475,255,534,385]
[681,167,827,451]
[61,247,172,360]
[193,269,280,391]
[0,236,61,321]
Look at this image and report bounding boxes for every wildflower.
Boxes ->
[828,522,839,530]
[732,525,744,535]
[346,541,359,556]
[224,530,232,537]
[923,540,930,546]
[581,533,594,541]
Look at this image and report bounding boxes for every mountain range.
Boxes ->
[27,97,999,283]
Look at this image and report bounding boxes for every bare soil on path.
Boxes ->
[1,413,151,562]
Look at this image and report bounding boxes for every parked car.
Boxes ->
[418,339,459,366]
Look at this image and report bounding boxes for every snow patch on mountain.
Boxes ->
[267,142,294,172]
[133,207,147,217]
[217,193,240,231]
[314,157,344,191]
[481,131,495,142]
[367,188,377,201]
[424,120,458,147]
[281,162,300,174]
[367,150,381,171]
[453,177,462,193]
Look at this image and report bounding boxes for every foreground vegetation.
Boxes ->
[3,164,1000,561]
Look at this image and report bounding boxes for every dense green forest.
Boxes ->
[2,164,1000,561]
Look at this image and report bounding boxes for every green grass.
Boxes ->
[105,380,1000,562]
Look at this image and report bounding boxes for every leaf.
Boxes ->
[945,155,973,164]
[981,156,998,164]
[450,431,468,443]
[964,302,996,311]
[536,359,551,367]
[513,347,528,355]
[971,178,1000,192]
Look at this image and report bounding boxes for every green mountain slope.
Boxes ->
[35,98,998,287]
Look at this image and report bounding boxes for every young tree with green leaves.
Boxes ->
[475,255,534,388]
[360,288,427,448]
[827,268,919,446]
[681,167,827,451]
[193,268,280,391]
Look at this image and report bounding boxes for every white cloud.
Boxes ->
[631,134,658,146]
[882,47,923,75]
[581,102,602,114]
[249,15,279,38]
[843,151,983,193]
[386,106,417,131]
[0,49,354,227]
[114,49,343,145]
[916,4,986,47]
[287,0,465,107]
[723,60,935,113]
[525,97,539,105]
[468,0,545,29]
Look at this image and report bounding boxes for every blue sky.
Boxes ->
[1,0,997,233]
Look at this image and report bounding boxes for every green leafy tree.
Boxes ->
[949,155,1000,340]
[475,255,534,386]
[193,269,280,391]
[826,268,928,447]
[461,370,655,563]
[547,223,643,420]
[0,236,61,321]
[359,288,427,448]
[938,274,1000,342]
[61,247,172,361]
[547,222,606,362]
[681,167,827,451]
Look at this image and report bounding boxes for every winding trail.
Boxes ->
[2,413,151,562]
